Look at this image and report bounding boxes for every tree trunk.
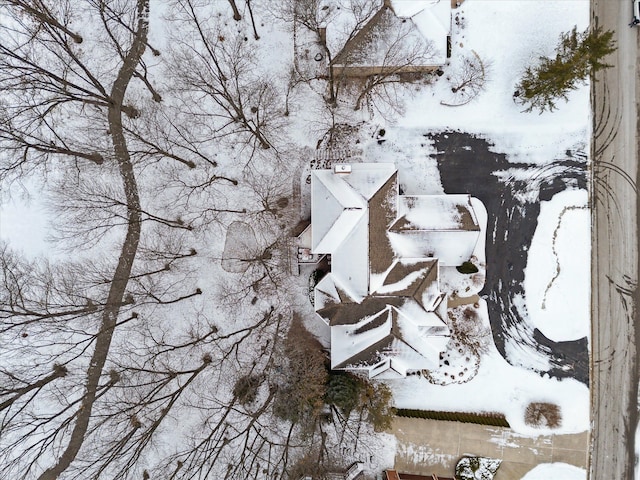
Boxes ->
[228,0,241,20]
[38,1,149,478]
[246,0,259,39]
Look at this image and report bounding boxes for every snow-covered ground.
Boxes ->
[521,462,586,480]
[396,0,589,161]
[390,297,590,435]
[525,189,590,342]
[0,181,49,258]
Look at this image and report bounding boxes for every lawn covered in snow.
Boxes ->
[397,0,590,159]
[0,180,49,258]
[525,189,590,342]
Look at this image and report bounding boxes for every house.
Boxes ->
[329,0,452,78]
[308,163,481,378]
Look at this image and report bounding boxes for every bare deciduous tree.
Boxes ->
[0,1,206,478]
[271,0,378,105]
[444,51,490,106]
[349,34,436,114]
[1,2,393,479]
[169,0,286,157]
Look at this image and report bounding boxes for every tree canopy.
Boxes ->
[515,26,616,113]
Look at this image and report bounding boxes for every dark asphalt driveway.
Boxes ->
[429,132,589,385]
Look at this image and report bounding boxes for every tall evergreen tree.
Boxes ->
[325,372,361,416]
[516,26,615,113]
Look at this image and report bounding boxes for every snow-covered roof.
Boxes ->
[391,194,479,232]
[388,230,479,266]
[408,0,451,65]
[310,163,483,377]
[372,257,443,310]
[331,0,447,70]
[331,308,394,367]
[340,163,398,200]
[388,194,481,265]
[330,211,370,299]
[330,306,446,372]
[390,0,432,17]
[311,169,365,252]
[311,163,395,253]
[314,274,341,316]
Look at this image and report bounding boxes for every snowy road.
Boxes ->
[589,1,640,479]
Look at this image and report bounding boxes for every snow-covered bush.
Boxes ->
[455,456,501,480]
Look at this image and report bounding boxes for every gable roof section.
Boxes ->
[390,1,451,44]
[330,307,394,367]
[318,293,391,327]
[314,274,341,314]
[412,2,450,40]
[311,170,365,252]
[390,194,480,232]
[310,165,398,297]
[312,163,397,299]
[315,208,366,253]
[388,194,480,265]
[389,0,429,17]
[341,163,398,200]
[331,3,436,69]
[407,0,450,65]
[311,164,396,253]
[331,307,446,371]
[368,171,398,277]
[321,282,449,371]
[373,258,440,308]
[330,210,370,300]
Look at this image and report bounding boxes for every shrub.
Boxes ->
[273,317,328,426]
[325,372,361,417]
[324,373,395,430]
[396,409,510,427]
[360,381,395,431]
[233,374,263,405]
[450,305,490,356]
[457,261,479,274]
[285,450,342,480]
[524,402,562,428]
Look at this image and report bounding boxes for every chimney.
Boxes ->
[333,164,352,174]
[318,25,327,46]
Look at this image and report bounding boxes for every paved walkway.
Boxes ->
[391,417,588,479]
